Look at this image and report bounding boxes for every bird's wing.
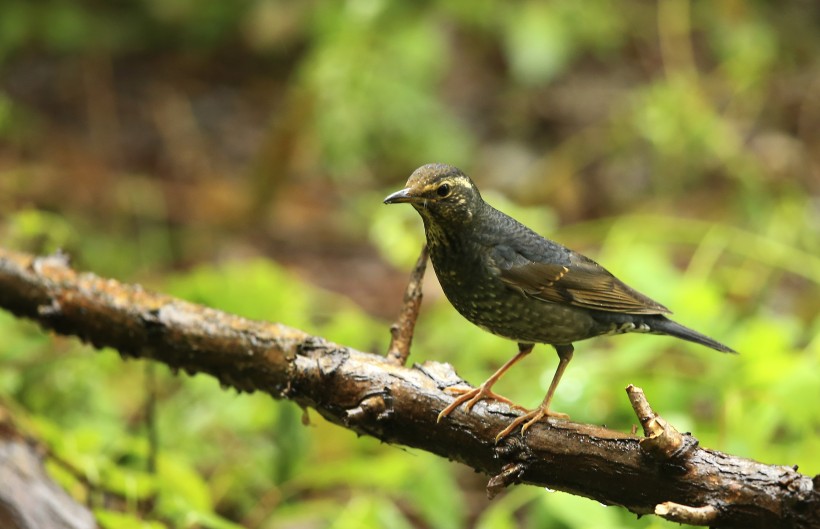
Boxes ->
[498,253,672,315]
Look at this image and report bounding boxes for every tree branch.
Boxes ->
[0,248,818,528]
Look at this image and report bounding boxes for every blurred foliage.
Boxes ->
[1,0,819,528]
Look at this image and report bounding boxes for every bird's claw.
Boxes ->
[494,407,569,443]
[437,384,524,423]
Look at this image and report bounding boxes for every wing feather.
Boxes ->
[498,255,671,315]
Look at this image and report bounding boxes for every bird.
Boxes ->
[384,163,735,441]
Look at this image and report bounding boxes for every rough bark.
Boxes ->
[0,248,818,528]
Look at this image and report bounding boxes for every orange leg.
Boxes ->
[437,343,533,422]
[495,344,574,442]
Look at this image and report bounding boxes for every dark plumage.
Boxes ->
[384,163,735,440]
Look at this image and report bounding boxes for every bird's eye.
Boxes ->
[436,183,451,197]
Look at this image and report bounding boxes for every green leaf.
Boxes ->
[95,510,167,529]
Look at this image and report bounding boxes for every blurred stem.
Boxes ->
[82,53,121,165]
[658,0,696,81]
[145,360,158,474]
[684,225,728,282]
[247,85,314,224]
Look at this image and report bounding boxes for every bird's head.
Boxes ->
[383,164,483,226]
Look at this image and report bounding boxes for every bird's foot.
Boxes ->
[494,406,570,443]
[437,384,525,423]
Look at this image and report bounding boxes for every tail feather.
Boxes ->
[650,317,736,354]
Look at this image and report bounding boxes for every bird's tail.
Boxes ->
[650,317,736,353]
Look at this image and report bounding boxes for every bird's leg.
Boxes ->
[495,344,574,442]
[437,343,533,422]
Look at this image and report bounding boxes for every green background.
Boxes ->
[1,1,818,528]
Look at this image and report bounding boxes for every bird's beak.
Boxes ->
[383,188,416,204]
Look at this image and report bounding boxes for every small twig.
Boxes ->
[386,244,429,366]
[626,384,688,459]
[626,383,661,437]
[655,501,719,525]
[487,462,526,500]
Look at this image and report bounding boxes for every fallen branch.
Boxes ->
[0,248,818,528]
[0,407,96,529]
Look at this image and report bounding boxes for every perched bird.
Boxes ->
[384,163,735,441]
